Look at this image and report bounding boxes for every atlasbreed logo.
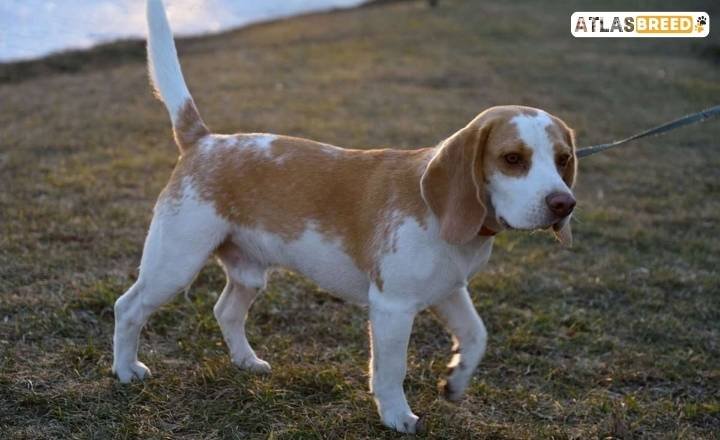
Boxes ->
[571,12,709,38]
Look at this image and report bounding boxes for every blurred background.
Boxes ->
[1,0,718,438]
[0,0,365,62]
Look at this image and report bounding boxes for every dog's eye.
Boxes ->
[504,153,522,165]
[556,154,571,168]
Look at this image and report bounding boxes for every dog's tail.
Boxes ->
[146,0,209,152]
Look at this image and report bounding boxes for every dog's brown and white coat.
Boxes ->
[113,0,578,433]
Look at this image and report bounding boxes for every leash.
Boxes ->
[576,105,720,158]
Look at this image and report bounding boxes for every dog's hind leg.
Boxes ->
[431,287,487,401]
[213,279,270,374]
[112,193,228,383]
[213,243,270,373]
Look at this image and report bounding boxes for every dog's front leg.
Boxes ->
[431,287,487,401]
[368,289,423,434]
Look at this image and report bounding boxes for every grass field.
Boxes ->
[1,0,719,438]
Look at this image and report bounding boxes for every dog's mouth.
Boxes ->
[552,215,571,232]
[498,216,563,232]
[488,200,562,233]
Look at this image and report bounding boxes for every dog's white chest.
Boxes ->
[375,216,494,308]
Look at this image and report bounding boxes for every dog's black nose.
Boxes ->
[545,192,576,218]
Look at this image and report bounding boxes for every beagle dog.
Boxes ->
[113,0,577,434]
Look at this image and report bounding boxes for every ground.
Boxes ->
[1,0,719,438]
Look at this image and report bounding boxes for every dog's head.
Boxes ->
[421,105,577,246]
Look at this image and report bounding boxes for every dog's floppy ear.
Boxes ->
[553,125,577,247]
[421,123,489,245]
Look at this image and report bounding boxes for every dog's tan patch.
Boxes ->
[166,136,433,287]
[477,106,537,180]
[545,116,577,187]
[174,99,210,152]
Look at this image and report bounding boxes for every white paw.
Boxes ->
[381,410,424,434]
[440,361,472,401]
[113,360,151,383]
[439,377,466,402]
[233,356,271,374]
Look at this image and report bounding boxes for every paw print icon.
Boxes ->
[695,15,707,33]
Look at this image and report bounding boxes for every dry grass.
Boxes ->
[1,0,719,438]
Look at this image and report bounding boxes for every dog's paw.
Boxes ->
[381,410,424,434]
[439,362,472,401]
[438,378,464,402]
[113,360,151,383]
[233,356,271,374]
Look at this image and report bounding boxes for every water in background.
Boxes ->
[0,0,365,62]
